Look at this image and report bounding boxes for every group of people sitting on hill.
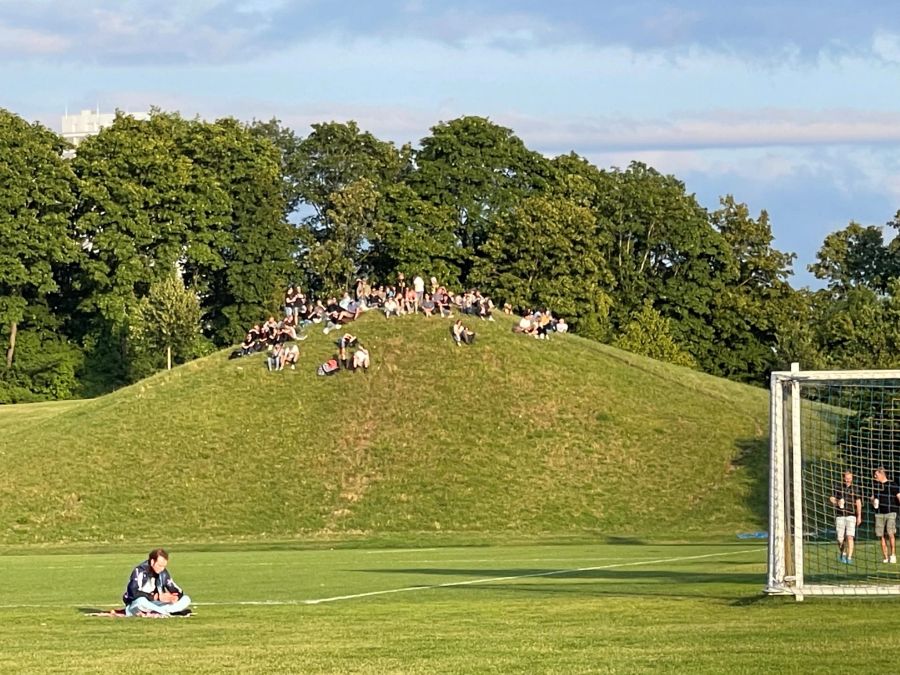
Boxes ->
[232,314,307,359]
[283,285,365,335]
[344,274,497,324]
[230,273,571,376]
[513,310,568,340]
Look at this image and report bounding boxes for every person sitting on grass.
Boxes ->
[352,343,370,371]
[337,333,358,370]
[434,288,453,318]
[238,330,257,356]
[451,319,475,346]
[513,313,537,336]
[421,293,436,317]
[478,294,495,321]
[383,295,400,318]
[267,343,285,371]
[283,342,300,370]
[123,548,191,617]
[555,317,569,334]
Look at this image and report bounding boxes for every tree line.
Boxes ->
[1,107,898,402]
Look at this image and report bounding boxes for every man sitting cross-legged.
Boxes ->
[123,548,192,617]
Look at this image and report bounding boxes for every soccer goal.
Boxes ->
[767,364,900,599]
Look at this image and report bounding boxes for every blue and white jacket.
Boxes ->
[122,560,184,605]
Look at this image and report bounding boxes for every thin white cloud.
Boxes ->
[872,30,900,63]
[501,109,900,153]
[0,23,69,54]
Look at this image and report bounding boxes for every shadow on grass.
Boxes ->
[735,436,769,528]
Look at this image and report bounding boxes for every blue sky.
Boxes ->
[5,0,900,287]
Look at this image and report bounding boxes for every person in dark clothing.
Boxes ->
[830,471,862,564]
[122,548,192,617]
[871,467,900,563]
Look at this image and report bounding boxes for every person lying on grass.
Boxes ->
[123,548,192,617]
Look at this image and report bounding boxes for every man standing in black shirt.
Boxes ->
[871,467,900,564]
[829,471,862,564]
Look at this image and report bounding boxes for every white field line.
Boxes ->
[0,547,763,610]
[298,547,763,606]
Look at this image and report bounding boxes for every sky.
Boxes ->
[4,0,900,288]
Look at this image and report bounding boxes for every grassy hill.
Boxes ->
[0,312,770,546]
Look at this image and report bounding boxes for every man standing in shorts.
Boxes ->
[829,471,862,564]
[871,467,899,563]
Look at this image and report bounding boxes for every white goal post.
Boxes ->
[767,364,900,599]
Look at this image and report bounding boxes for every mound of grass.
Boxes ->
[0,312,769,545]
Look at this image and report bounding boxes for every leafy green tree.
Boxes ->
[249,117,305,217]
[296,121,407,223]
[613,300,696,367]
[471,194,613,337]
[369,183,462,288]
[812,286,892,368]
[177,117,295,344]
[0,302,83,403]
[412,116,552,279]
[594,163,728,366]
[292,121,407,294]
[305,178,379,294]
[71,112,203,328]
[128,272,205,377]
[0,109,77,369]
[809,222,892,293]
[773,289,825,370]
[708,196,796,382]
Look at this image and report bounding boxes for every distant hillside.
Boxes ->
[0,313,769,545]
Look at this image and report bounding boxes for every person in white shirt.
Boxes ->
[413,275,425,311]
[352,344,370,371]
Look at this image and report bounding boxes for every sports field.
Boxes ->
[3,539,899,673]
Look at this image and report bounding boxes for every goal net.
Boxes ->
[767,365,900,598]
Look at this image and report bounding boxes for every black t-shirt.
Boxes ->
[832,482,861,516]
[872,480,900,514]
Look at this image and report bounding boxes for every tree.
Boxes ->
[71,112,206,329]
[471,194,613,337]
[291,121,407,294]
[249,117,305,217]
[707,196,796,382]
[412,116,552,280]
[177,117,295,344]
[0,109,77,368]
[809,222,892,293]
[613,300,696,368]
[595,162,728,367]
[304,178,379,294]
[369,183,462,287]
[128,272,204,377]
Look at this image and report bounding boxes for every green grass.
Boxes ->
[3,539,900,674]
[0,312,770,545]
